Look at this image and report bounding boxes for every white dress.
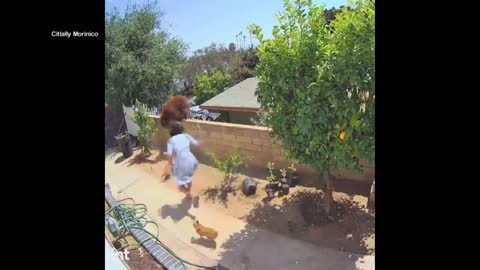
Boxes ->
[166,133,199,187]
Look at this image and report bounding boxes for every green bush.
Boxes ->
[132,100,156,155]
[208,152,243,188]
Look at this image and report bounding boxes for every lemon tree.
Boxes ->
[249,0,375,215]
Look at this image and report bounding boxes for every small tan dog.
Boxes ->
[160,162,170,181]
[193,219,218,241]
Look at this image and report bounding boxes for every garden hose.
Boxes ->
[106,198,218,270]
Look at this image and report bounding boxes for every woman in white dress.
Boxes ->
[164,122,199,200]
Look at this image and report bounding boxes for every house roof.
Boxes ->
[200,77,260,112]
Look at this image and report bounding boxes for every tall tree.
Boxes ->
[183,43,238,84]
[192,68,232,105]
[250,0,375,216]
[229,42,236,52]
[105,1,187,107]
[231,46,259,83]
[184,42,259,87]
[323,5,352,31]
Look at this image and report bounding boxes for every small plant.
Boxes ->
[132,100,156,156]
[280,168,287,178]
[264,161,291,198]
[264,161,278,199]
[288,164,297,174]
[266,161,276,182]
[287,163,299,187]
[279,167,290,196]
[208,152,243,189]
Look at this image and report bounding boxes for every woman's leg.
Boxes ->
[178,185,189,194]
[177,183,192,197]
[184,183,192,197]
[185,182,192,192]
[186,179,199,208]
[190,163,199,208]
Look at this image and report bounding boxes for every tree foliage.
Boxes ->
[132,100,157,155]
[250,0,374,214]
[230,46,260,83]
[207,152,243,188]
[192,68,232,104]
[250,110,269,127]
[183,43,259,86]
[323,6,352,30]
[183,43,236,84]
[105,1,187,107]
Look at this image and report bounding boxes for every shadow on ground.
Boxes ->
[190,236,217,250]
[158,196,196,222]
[242,190,375,255]
[127,152,164,166]
[202,177,239,208]
[217,222,372,270]
[114,155,125,164]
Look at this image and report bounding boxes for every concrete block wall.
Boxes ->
[149,116,374,183]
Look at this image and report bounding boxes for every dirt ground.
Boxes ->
[124,149,375,256]
[125,248,166,270]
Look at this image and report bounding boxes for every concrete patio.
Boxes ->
[105,150,374,270]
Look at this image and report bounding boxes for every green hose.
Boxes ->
[106,199,218,270]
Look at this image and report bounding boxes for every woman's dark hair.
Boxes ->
[169,121,184,137]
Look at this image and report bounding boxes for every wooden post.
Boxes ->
[368,180,375,209]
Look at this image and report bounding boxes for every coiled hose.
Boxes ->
[105,198,218,270]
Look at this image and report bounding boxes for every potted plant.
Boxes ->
[264,161,279,198]
[279,168,290,196]
[267,162,279,183]
[264,184,276,199]
[287,163,299,187]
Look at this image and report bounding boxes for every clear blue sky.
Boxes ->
[106,0,347,55]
